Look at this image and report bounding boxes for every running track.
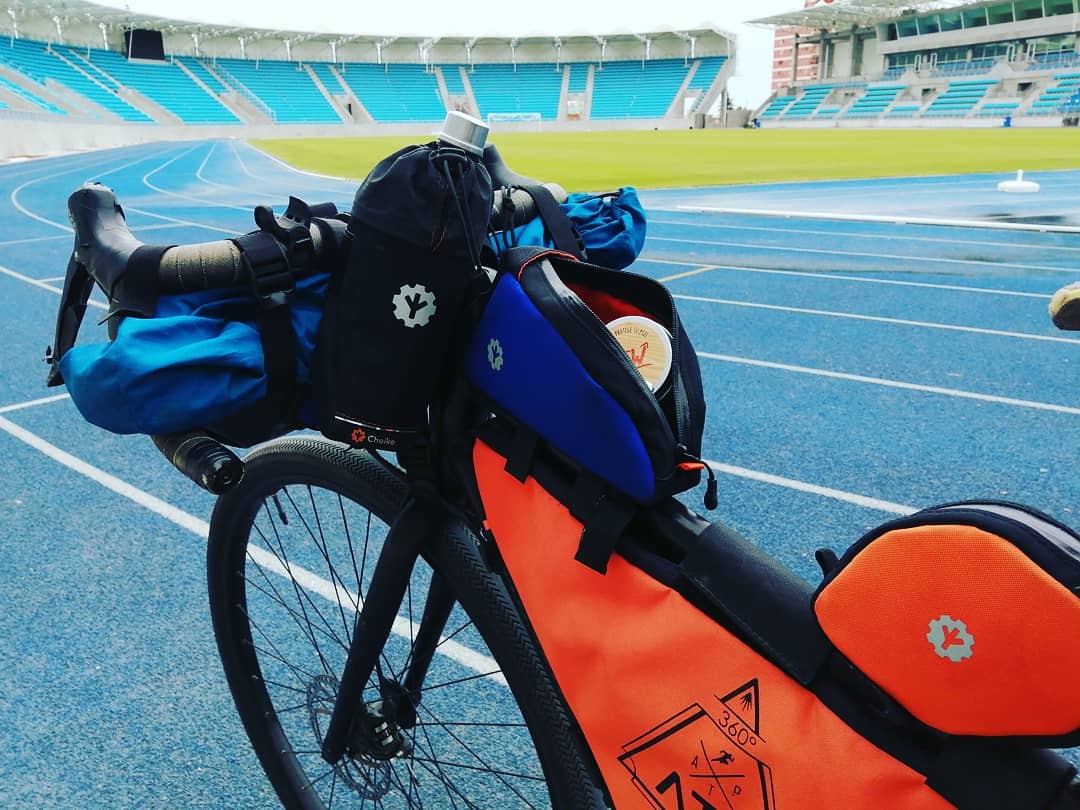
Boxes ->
[0,140,1077,806]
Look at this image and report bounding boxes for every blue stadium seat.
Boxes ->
[440,65,467,95]
[76,46,238,124]
[0,37,151,122]
[468,62,563,120]
[309,63,345,95]
[212,57,341,123]
[337,63,445,123]
[567,63,589,93]
[923,79,997,117]
[0,74,66,115]
[590,59,691,119]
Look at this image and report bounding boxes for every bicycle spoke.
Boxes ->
[245,561,349,654]
[294,485,358,644]
[261,492,353,654]
[254,499,338,674]
[414,701,542,807]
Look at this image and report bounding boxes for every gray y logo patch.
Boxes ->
[927,615,974,662]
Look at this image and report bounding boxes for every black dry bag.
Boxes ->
[316,113,493,454]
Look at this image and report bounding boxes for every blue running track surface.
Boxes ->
[0,141,1077,805]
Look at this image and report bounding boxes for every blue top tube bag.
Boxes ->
[462,246,710,572]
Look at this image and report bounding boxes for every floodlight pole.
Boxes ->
[7,8,18,40]
[52,15,63,46]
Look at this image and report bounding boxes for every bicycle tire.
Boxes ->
[206,437,606,809]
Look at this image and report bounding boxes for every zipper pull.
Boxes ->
[677,447,718,511]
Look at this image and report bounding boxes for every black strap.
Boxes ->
[504,424,539,483]
[105,244,171,339]
[926,738,1076,810]
[233,231,297,403]
[518,184,585,260]
[568,473,636,574]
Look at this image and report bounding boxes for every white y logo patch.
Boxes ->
[392,284,436,328]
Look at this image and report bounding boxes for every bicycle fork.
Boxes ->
[320,493,458,766]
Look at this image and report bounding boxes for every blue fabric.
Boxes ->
[491,188,647,270]
[60,272,330,435]
[465,273,655,502]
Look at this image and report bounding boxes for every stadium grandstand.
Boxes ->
[0,0,735,158]
[752,0,1080,128]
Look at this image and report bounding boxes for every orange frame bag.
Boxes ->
[469,427,1080,810]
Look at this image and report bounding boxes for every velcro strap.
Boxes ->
[568,472,636,574]
[105,244,172,339]
[519,185,585,260]
[232,231,297,401]
[574,495,636,574]
[233,231,292,306]
[504,424,539,483]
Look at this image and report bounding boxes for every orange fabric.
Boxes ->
[474,441,955,810]
[815,524,1080,737]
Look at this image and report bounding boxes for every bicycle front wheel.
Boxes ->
[206,437,603,809]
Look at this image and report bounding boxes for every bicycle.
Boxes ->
[49,153,1080,810]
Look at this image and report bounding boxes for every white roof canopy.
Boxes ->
[3,0,735,50]
[750,0,989,30]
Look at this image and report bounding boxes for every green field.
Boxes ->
[254,128,1080,191]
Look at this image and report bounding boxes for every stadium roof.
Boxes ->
[750,0,985,30]
[2,0,736,46]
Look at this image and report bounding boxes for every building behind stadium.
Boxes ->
[755,0,1080,128]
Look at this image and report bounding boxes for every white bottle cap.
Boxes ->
[607,316,673,394]
[437,111,489,157]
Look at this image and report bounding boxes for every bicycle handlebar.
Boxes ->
[63,141,563,494]
[67,182,346,298]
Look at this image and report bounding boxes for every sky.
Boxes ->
[111,0,805,108]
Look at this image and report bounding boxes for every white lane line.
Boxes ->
[196,141,279,201]
[194,141,218,185]
[124,206,240,236]
[648,235,1075,274]
[9,144,175,234]
[675,293,1079,345]
[700,352,1080,415]
[0,234,73,247]
[669,206,1080,236]
[0,263,108,309]
[648,217,1080,253]
[0,415,501,682]
[142,142,252,213]
[244,140,360,186]
[654,262,1051,299]
[0,393,70,414]
[704,458,916,516]
[0,223,192,254]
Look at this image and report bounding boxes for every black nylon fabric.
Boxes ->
[349,143,492,259]
[315,141,493,452]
